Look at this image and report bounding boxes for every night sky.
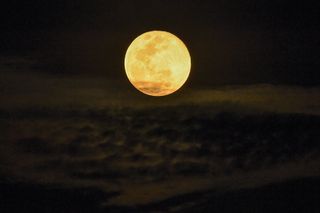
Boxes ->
[1,1,320,213]
[1,0,319,86]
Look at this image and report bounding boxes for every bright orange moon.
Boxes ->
[124,31,191,96]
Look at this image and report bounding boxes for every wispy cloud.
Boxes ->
[1,105,319,205]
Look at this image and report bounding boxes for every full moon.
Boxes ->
[124,31,191,96]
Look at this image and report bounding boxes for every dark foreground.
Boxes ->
[0,106,319,212]
[1,177,319,213]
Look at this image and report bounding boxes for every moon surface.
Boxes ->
[124,31,191,96]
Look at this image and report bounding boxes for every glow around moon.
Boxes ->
[124,31,191,96]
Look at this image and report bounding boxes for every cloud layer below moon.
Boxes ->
[1,70,319,115]
[1,70,320,206]
[1,101,320,206]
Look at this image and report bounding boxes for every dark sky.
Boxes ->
[1,0,319,86]
[1,2,320,211]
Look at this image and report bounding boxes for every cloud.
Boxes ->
[1,69,320,206]
[1,104,320,206]
[1,69,319,115]
[0,56,38,70]
[15,137,55,155]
